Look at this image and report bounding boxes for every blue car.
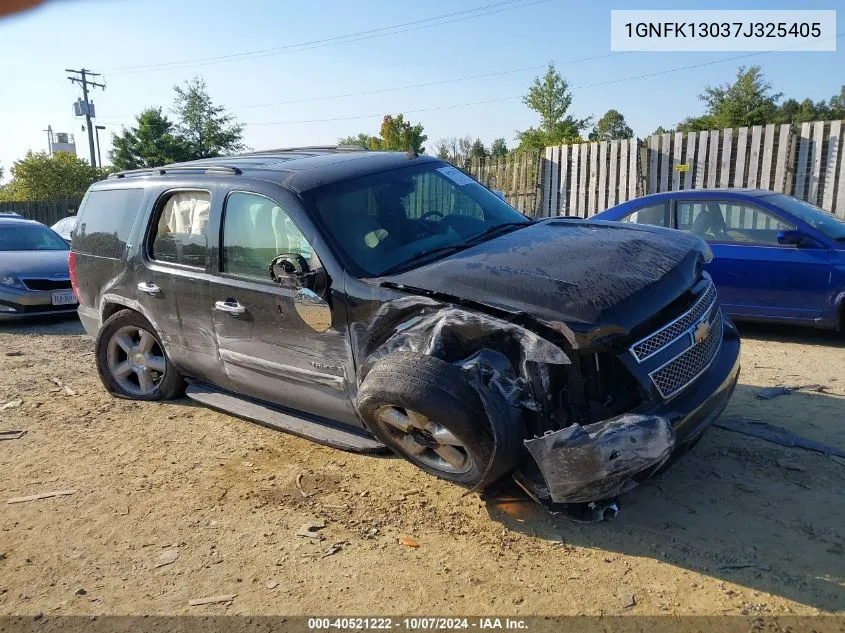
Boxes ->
[592,189,845,331]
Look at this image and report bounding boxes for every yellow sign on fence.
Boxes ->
[675,164,690,172]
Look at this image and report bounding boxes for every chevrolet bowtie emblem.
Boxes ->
[693,319,711,345]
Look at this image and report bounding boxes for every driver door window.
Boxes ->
[677,201,793,245]
[222,191,317,279]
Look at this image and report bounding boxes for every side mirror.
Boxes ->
[493,189,507,201]
[777,229,816,248]
[269,253,309,282]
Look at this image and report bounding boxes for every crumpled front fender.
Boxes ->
[523,414,676,504]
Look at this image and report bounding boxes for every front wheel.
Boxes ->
[357,351,495,487]
[94,309,184,400]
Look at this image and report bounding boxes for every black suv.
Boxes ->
[71,147,740,510]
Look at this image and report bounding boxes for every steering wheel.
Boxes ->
[420,210,445,221]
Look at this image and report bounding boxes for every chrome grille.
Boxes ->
[631,282,717,362]
[649,310,723,400]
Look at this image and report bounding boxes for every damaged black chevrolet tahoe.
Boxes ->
[71,148,740,512]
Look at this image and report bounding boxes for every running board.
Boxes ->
[185,383,386,454]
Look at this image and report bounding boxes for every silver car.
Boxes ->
[0,215,78,319]
[51,215,78,243]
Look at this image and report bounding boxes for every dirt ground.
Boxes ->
[0,316,843,617]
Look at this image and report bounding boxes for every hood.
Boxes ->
[0,250,71,277]
[388,220,708,345]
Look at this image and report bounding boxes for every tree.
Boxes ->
[773,98,825,124]
[433,138,453,161]
[829,86,845,118]
[341,114,427,154]
[517,63,590,150]
[173,77,246,159]
[110,108,191,170]
[490,138,508,156]
[342,115,427,155]
[0,151,104,201]
[338,132,378,149]
[652,126,672,135]
[677,66,781,132]
[457,136,473,161]
[773,86,845,124]
[589,109,634,141]
[468,138,488,159]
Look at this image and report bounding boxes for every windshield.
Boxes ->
[51,217,76,233]
[304,161,530,276]
[768,194,845,240]
[0,224,70,251]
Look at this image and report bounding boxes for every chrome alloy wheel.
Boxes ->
[106,325,167,396]
[374,406,472,474]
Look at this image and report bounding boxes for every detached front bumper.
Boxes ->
[0,286,79,320]
[517,312,741,508]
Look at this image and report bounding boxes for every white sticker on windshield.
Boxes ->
[437,166,475,187]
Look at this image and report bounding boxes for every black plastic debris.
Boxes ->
[523,414,675,504]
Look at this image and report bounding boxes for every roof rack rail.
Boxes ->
[241,145,364,155]
[108,165,243,179]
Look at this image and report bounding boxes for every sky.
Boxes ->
[0,0,841,178]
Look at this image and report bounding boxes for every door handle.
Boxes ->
[215,300,246,316]
[137,282,160,296]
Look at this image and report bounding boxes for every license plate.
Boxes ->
[51,290,77,306]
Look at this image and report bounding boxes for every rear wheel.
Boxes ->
[95,309,183,400]
[357,351,495,487]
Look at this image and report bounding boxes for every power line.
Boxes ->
[97,51,628,119]
[243,35,845,127]
[230,52,624,111]
[104,0,548,75]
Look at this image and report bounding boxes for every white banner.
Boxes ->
[610,10,837,52]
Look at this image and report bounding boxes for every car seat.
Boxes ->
[690,209,712,237]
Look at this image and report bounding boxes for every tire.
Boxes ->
[94,309,184,401]
[357,351,495,487]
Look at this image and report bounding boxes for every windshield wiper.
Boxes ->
[381,243,472,275]
[380,222,532,275]
[465,221,531,245]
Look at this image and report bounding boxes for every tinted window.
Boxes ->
[149,191,211,268]
[222,192,315,279]
[304,162,530,277]
[619,203,666,227]
[677,201,793,245]
[0,224,69,251]
[767,194,845,240]
[73,188,144,258]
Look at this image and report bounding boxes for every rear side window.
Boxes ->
[149,190,211,268]
[73,188,144,258]
[619,203,667,227]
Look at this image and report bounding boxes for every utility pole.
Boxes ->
[43,125,53,157]
[66,68,105,167]
[94,125,106,168]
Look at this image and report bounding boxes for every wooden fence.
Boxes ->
[792,120,845,217]
[0,199,82,226]
[466,151,542,215]
[645,124,792,195]
[538,138,641,218]
[529,118,845,220]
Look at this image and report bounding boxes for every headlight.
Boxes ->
[0,275,25,289]
[702,243,714,263]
